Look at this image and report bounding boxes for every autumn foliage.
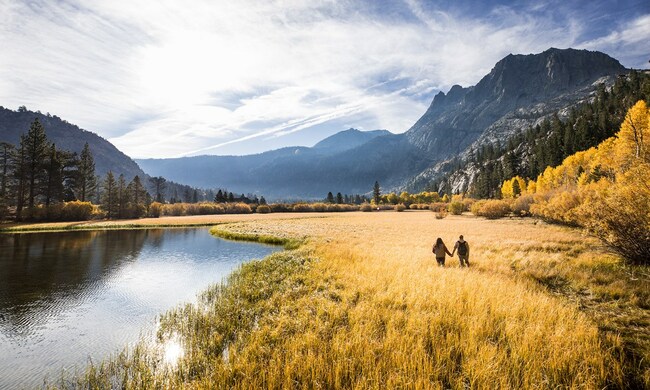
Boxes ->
[506,101,650,265]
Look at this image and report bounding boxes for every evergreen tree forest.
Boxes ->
[0,118,220,221]
[447,71,650,198]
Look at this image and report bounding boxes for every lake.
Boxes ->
[0,228,281,389]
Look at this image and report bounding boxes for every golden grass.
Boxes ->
[0,213,329,232]
[49,211,649,388]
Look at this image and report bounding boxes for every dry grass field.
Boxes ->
[38,211,648,388]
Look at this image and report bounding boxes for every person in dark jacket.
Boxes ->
[452,235,470,267]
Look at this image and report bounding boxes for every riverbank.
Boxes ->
[47,212,648,388]
[0,212,331,233]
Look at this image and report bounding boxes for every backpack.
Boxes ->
[457,241,468,256]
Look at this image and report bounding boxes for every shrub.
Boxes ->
[360,203,373,212]
[474,200,511,219]
[429,202,447,212]
[448,201,464,215]
[226,203,252,214]
[270,203,291,212]
[292,203,312,212]
[578,165,650,265]
[61,201,94,221]
[434,210,448,219]
[149,202,163,218]
[164,203,185,216]
[512,194,535,217]
[311,203,327,212]
[530,191,583,225]
[256,205,271,214]
[394,204,406,212]
[470,200,487,216]
[462,198,476,211]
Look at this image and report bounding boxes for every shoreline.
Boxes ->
[10,212,647,388]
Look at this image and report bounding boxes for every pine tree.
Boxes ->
[14,141,27,220]
[512,178,521,198]
[259,196,267,205]
[336,192,343,204]
[228,192,234,202]
[43,143,64,207]
[326,191,334,203]
[373,181,381,205]
[127,175,147,218]
[149,176,166,203]
[215,189,224,203]
[102,171,118,218]
[76,143,96,202]
[22,118,49,210]
[117,174,128,218]
[0,142,14,219]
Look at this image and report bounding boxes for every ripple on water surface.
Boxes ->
[0,228,281,389]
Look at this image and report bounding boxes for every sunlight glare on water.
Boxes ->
[163,336,184,366]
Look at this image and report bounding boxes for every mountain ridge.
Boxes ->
[0,107,146,181]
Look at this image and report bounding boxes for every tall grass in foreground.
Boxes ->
[55,213,645,388]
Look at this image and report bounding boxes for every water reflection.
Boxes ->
[0,230,148,337]
[0,228,280,389]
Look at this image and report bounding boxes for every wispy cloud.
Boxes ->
[0,0,647,158]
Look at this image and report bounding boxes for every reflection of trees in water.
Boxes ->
[0,230,149,334]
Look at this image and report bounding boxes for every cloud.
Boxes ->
[579,14,650,68]
[0,0,647,158]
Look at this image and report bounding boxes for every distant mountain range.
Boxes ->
[0,48,630,200]
[136,128,422,199]
[138,48,628,198]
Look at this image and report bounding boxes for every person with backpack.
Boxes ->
[453,235,470,267]
[432,237,453,267]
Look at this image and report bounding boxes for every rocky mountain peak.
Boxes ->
[405,48,627,159]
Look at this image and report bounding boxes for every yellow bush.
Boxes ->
[578,164,650,265]
[448,201,464,215]
[61,201,94,221]
[429,202,447,212]
[256,205,271,214]
[164,203,186,216]
[394,203,406,212]
[474,199,511,219]
[149,202,163,218]
[511,194,535,216]
[360,203,373,212]
[226,202,252,214]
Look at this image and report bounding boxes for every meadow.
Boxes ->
[35,211,648,388]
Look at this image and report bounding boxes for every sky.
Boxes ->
[1,0,649,158]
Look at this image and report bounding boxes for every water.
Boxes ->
[0,228,281,389]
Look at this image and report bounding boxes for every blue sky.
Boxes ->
[1,0,648,158]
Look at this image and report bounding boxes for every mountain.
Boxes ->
[0,107,146,180]
[136,128,429,199]
[138,48,627,199]
[405,48,626,160]
[401,48,627,192]
[313,128,392,153]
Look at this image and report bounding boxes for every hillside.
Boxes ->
[313,128,392,153]
[0,107,146,181]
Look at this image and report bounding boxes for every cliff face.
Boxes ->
[405,48,626,160]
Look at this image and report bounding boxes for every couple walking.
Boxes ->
[432,235,470,267]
